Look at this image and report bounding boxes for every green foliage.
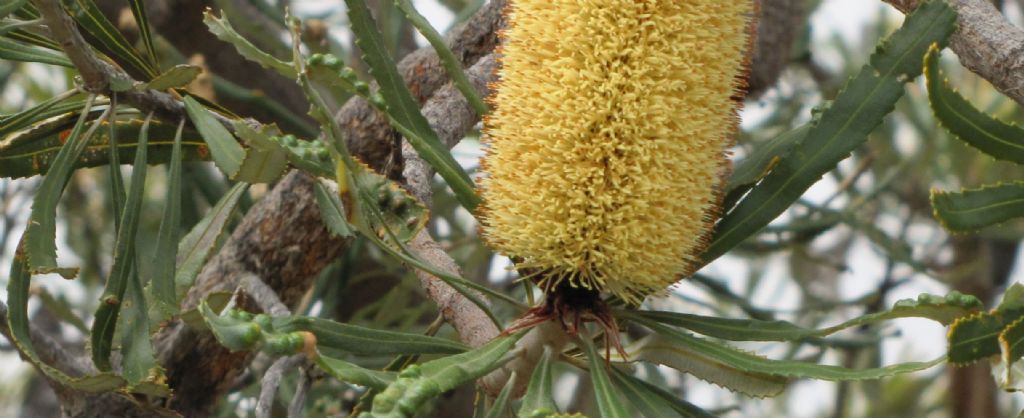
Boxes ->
[703,0,957,264]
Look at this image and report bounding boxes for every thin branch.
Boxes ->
[884,0,1024,105]
[31,0,236,127]
[238,273,290,317]
[255,355,305,418]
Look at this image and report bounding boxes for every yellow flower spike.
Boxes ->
[480,1,755,305]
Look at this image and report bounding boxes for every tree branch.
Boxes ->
[31,0,235,127]
[884,0,1024,105]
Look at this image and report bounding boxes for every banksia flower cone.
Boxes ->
[480,1,754,305]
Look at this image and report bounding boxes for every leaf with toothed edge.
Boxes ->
[174,182,249,302]
[948,312,1003,365]
[203,9,296,79]
[925,44,1024,164]
[626,291,982,342]
[231,121,289,184]
[931,182,1024,232]
[24,96,100,278]
[701,0,957,265]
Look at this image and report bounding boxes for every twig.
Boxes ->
[255,354,306,418]
[884,0,1024,106]
[238,273,290,317]
[287,365,314,418]
[31,0,236,128]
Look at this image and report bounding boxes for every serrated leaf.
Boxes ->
[580,337,630,418]
[0,110,207,179]
[137,65,201,91]
[1001,317,1024,370]
[175,182,248,301]
[931,182,1024,232]
[24,96,99,277]
[635,323,944,392]
[611,368,715,418]
[203,9,296,78]
[314,355,396,390]
[183,96,244,177]
[272,316,467,356]
[231,121,288,183]
[701,0,957,264]
[344,0,480,213]
[314,181,355,238]
[0,37,72,67]
[91,115,152,371]
[518,346,558,418]
[628,291,981,342]
[632,333,788,398]
[61,0,157,78]
[948,312,1003,365]
[5,240,127,392]
[924,45,1024,163]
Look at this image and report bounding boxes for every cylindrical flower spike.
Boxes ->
[481,1,755,305]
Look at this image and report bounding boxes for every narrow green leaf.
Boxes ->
[203,9,296,78]
[0,110,207,179]
[91,114,152,371]
[482,372,517,418]
[272,316,468,356]
[1001,317,1024,368]
[137,64,201,91]
[127,0,158,69]
[925,45,1024,163]
[636,324,944,386]
[392,0,488,116]
[314,181,355,238]
[611,369,715,418]
[174,182,249,301]
[148,120,186,324]
[61,0,157,78]
[517,346,558,418]
[231,120,288,183]
[580,337,630,418]
[5,239,127,392]
[701,0,957,264]
[314,354,397,390]
[417,333,519,391]
[183,96,244,177]
[0,37,72,67]
[947,312,1003,365]
[931,182,1024,232]
[344,0,480,212]
[0,89,80,138]
[725,125,810,210]
[24,95,99,277]
[627,291,981,342]
[0,0,29,18]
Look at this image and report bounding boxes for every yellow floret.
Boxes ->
[480,0,753,304]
